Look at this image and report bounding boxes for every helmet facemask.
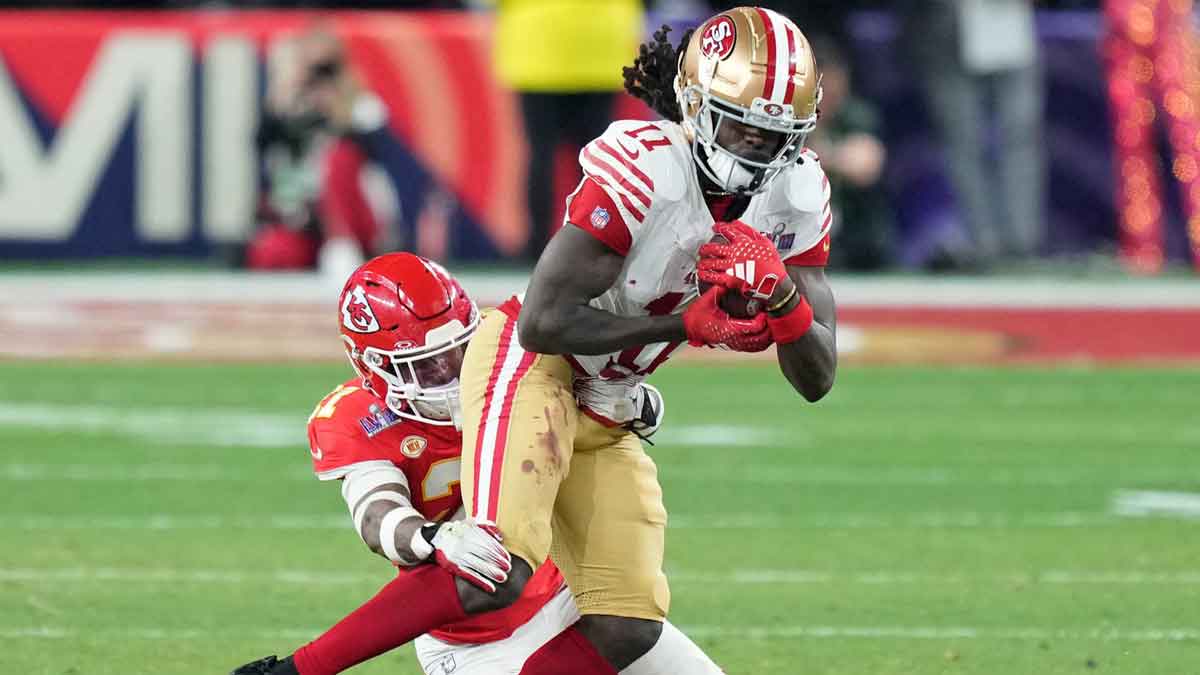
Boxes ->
[677,80,820,195]
[344,309,478,429]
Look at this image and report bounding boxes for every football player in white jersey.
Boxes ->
[454,8,839,675]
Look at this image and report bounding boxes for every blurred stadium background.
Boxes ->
[1,1,1198,674]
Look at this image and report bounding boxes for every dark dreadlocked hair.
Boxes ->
[622,25,695,123]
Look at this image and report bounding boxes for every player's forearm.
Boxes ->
[776,321,836,402]
[518,303,686,356]
[359,501,429,565]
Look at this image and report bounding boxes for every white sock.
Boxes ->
[619,620,725,675]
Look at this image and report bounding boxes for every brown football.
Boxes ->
[697,233,761,319]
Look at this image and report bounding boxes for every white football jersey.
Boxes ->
[562,119,831,422]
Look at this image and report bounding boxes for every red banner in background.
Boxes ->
[338,11,528,254]
[0,10,653,259]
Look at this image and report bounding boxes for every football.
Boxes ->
[697,233,762,319]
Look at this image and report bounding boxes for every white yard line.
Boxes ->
[3,566,1199,587]
[0,404,779,450]
[0,463,304,482]
[0,511,1155,531]
[667,466,1194,487]
[5,399,1194,452]
[1,624,1195,642]
[681,625,1200,642]
[7,461,1191,488]
[3,272,1199,308]
[0,403,303,448]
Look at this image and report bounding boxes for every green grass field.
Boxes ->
[1,362,1198,674]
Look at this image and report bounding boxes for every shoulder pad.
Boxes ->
[581,120,691,205]
[779,152,829,216]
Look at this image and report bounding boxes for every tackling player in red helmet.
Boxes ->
[230,253,721,675]
[337,254,478,429]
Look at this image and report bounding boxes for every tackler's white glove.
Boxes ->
[412,519,512,593]
[624,383,666,442]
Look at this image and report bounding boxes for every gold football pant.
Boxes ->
[459,309,670,620]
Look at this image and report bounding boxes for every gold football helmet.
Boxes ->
[675,7,822,194]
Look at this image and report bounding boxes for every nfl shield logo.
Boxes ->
[590,206,611,230]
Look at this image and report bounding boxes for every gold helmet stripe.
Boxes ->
[753,7,797,105]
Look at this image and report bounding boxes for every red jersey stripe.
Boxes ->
[755,7,777,101]
[582,147,652,209]
[595,139,655,192]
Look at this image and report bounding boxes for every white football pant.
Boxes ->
[414,588,723,674]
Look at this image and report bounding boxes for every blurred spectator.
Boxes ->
[904,0,1045,269]
[807,35,892,270]
[488,0,645,261]
[248,26,399,279]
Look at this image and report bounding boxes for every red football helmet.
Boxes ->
[338,253,479,427]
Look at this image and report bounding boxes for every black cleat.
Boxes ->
[230,655,299,675]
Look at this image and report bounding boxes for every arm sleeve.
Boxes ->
[784,232,831,267]
[340,462,413,516]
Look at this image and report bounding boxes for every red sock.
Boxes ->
[292,565,465,675]
[519,624,618,675]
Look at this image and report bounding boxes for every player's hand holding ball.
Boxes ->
[697,221,787,306]
[681,283,773,352]
[697,221,814,345]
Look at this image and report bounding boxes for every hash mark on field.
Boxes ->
[1112,490,1200,520]
[2,624,1196,642]
[653,425,793,447]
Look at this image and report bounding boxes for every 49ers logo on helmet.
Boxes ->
[701,16,737,60]
[341,285,380,333]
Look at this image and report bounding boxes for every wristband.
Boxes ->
[409,522,437,561]
[767,296,814,345]
[766,285,798,313]
[379,506,424,564]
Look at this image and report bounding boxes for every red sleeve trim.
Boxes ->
[308,427,372,476]
[496,295,522,321]
[567,178,633,256]
[784,232,831,267]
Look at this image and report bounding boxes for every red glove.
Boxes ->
[697,221,788,301]
[682,285,773,352]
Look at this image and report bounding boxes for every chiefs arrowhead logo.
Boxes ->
[341,285,380,333]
